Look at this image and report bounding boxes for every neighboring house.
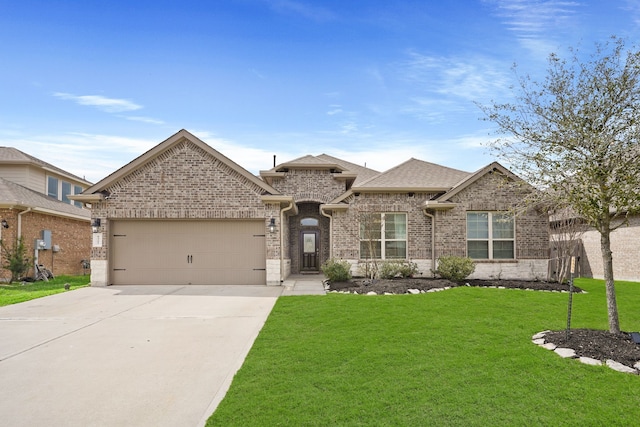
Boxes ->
[574,216,640,283]
[76,129,549,287]
[0,147,92,280]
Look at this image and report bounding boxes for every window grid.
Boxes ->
[467,212,515,260]
[360,213,407,260]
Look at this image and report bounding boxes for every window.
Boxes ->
[47,176,59,199]
[61,181,71,204]
[360,213,407,259]
[300,218,319,226]
[467,212,514,259]
[73,185,83,208]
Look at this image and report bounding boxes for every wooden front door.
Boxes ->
[300,231,319,271]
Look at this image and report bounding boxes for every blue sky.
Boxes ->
[1,0,639,183]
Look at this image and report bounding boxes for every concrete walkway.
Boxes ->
[0,285,281,427]
[281,273,327,296]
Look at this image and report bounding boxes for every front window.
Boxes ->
[360,213,407,259]
[47,176,59,199]
[467,212,514,259]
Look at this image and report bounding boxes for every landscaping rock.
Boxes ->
[532,331,548,340]
[532,338,545,345]
[554,347,576,358]
[579,357,602,366]
[541,343,557,350]
[606,359,638,374]
[407,289,420,294]
[366,291,377,295]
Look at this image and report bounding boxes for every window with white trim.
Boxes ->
[467,212,514,259]
[360,213,407,259]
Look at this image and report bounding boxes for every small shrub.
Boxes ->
[379,260,419,279]
[321,258,352,282]
[434,256,475,281]
[1,237,31,283]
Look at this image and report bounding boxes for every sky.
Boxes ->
[1,0,640,183]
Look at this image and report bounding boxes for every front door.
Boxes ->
[301,231,319,271]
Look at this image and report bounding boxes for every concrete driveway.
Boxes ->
[0,285,282,427]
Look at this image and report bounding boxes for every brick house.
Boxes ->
[76,129,549,286]
[0,147,92,280]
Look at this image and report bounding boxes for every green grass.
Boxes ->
[0,275,91,306]
[208,278,640,426]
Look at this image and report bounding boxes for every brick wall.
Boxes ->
[580,215,640,282]
[90,140,274,262]
[269,169,347,203]
[331,192,434,276]
[0,208,90,281]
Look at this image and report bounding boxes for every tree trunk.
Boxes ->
[600,228,620,334]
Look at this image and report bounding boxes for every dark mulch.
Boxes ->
[328,277,640,369]
[544,329,640,368]
[328,277,583,294]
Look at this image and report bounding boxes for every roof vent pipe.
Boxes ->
[273,155,276,168]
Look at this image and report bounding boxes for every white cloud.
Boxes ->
[484,0,582,52]
[123,116,165,125]
[53,92,142,113]
[267,0,336,22]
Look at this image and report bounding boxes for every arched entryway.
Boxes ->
[289,202,330,274]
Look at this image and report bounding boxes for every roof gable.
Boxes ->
[81,129,280,199]
[354,158,470,191]
[435,161,525,202]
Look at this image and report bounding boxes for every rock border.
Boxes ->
[326,284,579,296]
[532,330,640,375]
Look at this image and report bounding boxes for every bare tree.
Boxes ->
[480,37,640,334]
[549,207,588,284]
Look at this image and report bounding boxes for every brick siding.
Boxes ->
[0,208,90,280]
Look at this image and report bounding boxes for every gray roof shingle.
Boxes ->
[354,158,470,190]
[0,177,90,219]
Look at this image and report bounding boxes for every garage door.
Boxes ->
[110,220,266,285]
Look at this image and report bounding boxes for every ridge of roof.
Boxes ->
[434,161,524,202]
[0,147,92,185]
[354,158,471,190]
[316,154,381,185]
[0,177,90,219]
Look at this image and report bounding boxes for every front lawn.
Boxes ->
[0,275,91,306]
[208,278,640,426]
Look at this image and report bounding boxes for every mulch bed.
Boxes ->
[327,277,583,294]
[328,277,640,370]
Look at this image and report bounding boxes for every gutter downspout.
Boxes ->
[423,208,436,276]
[280,201,295,283]
[320,206,332,259]
[18,208,32,238]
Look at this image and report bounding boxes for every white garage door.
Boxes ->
[110,220,266,285]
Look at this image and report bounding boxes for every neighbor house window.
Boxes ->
[360,213,407,259]
[47,176,59,199]
[467,212,514,259]
[61,181,71,204]
[73,185,83,208]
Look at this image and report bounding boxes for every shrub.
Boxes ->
[434,256,475,281]
[1,237,31,283]
[379,260,419,279]
[321,258,352,282]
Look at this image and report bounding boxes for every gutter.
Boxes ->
[422,208,436,276]
[18,208,32,238]
[280,201,295,283]
[320,205,333,259]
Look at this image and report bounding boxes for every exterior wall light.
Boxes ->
[91,218,101,233]
[268,218,276,233]
[1,219,8,229]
